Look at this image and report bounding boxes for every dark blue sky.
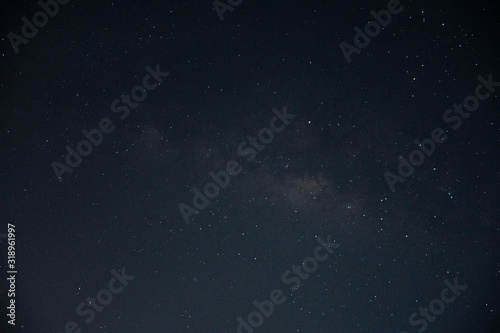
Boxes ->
[0,0,499,332]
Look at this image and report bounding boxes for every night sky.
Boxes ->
[0,0,499,332]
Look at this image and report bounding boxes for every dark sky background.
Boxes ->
[0,0,499,332]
